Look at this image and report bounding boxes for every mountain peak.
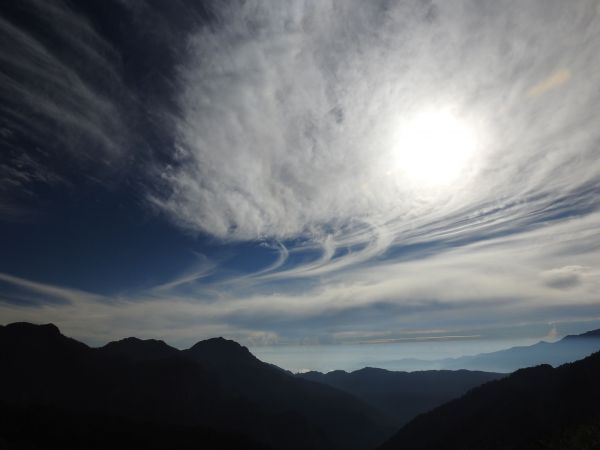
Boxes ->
[4,322,61,336]
[354,367,389,375]
[103,336,170,348]
[576,328,600,337]
[562,328,600,340]
[100,336,178,362]
[186,337,260,367]
[0,322,88,355]
[189,336,246,351]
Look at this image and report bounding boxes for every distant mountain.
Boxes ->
[379,350,600,450]
[298,367,503,426]
[439,329,600,372]
[0,322,393,450]
[571,328,600,338]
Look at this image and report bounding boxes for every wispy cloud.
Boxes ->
[0,3,126,157]
[0,0,134,218]
[154,0,600,280]
[1,211,599,347]
[0,272,102,305]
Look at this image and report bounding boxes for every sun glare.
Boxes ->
[389,109,479,187]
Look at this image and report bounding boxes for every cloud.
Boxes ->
[0,272,102,305]
[0,3,126,159]
[0,0,136,218]
[2,0,600,351]
[1,211,599,347]
[541,265,589,290]
[153,0,600,281]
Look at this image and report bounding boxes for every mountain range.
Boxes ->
[2,322,600,450]
[387,330,600,372]
[298,368,502,426]
[379,349,600,450]
[0,322,389,450]
[438,329,600,372]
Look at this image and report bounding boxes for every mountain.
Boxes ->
[379,350,600,450]
[182,336,396,450]
[98,336,179,362]
[439,329,600,372]
[570,329,600,338]
[298,367,503,426]
[0,322,393,450]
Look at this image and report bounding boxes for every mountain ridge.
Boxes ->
[379,328,600,372]
[99,337,179,362]
[439,328,600,371]
[298,366,504,426]
[379,350,600,449]
[0,322,393,450]
[4,322,600,450]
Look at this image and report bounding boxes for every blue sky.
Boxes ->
[1,0,600,354]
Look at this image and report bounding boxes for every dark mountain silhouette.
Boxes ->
[186,336,261,364]
[6,322,599,450]
[0,322,89,355]
[186,338,399,449]
[298,367,503,426]
[379,350,600,450]
[0,322,393,450]
[99,336,179,362]
[439,328,600,372]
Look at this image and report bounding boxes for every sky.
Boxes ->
[1,0,600,364]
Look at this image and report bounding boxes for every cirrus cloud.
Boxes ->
[153,0,600,283]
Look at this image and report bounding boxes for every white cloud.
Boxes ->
[156,0,600,280]
[1,211,599,347]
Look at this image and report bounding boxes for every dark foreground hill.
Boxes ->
[0,402,269,450]
[379,350,600,450]
[298,367,503,426]
[0,322,393,450]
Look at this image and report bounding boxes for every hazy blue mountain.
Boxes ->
[299,367,503,426]
[439,329,600,372]
[379,350,600,450]
[0,322,392,450]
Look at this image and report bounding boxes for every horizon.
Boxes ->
[2,0,600,370]
[7,319,600,374]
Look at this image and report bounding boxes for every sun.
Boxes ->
[389,109,479,187]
